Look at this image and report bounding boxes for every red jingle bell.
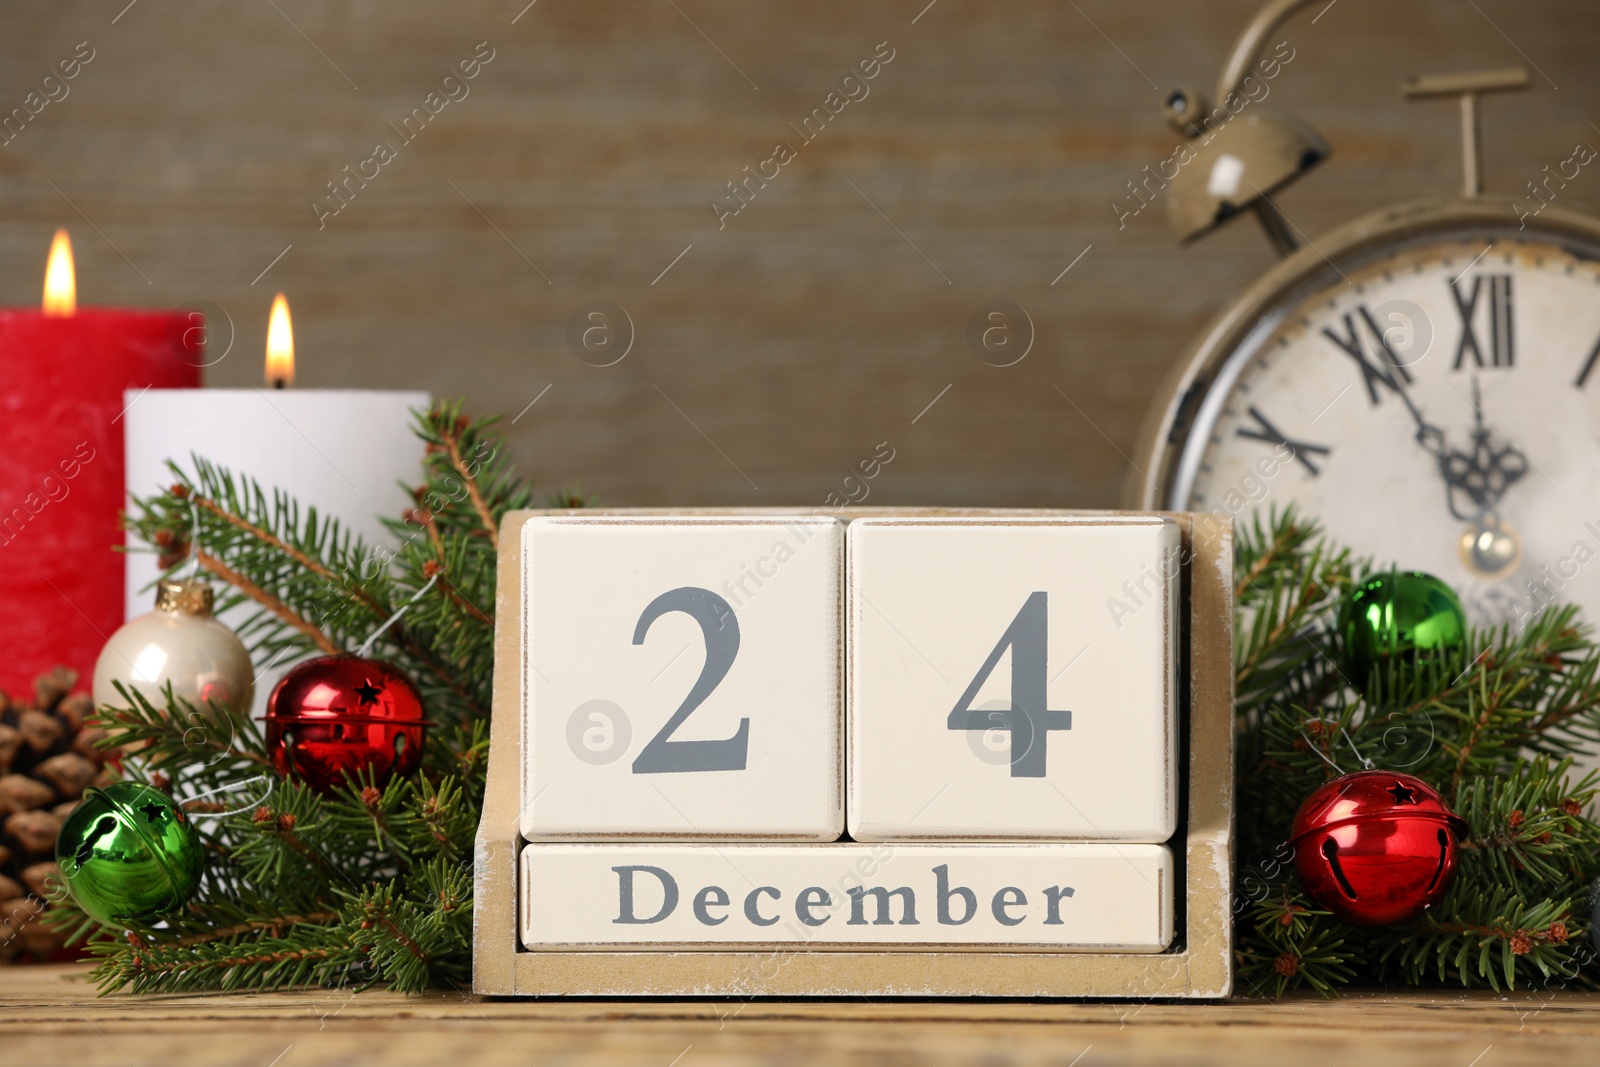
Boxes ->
[264,656,427,795]
[1288,770,1468,926]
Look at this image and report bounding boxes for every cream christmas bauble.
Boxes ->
[92,579,254,714]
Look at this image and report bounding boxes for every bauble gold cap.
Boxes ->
[153,578,215,617]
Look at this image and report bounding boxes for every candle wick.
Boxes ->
[272,379,287,390]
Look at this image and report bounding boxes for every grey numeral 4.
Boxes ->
[946,591,1071,777]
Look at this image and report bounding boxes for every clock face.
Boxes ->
[1176,227,1600,627]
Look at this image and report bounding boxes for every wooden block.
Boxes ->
[847,517,1178,842]
[521,515,844,841]
[478,507,1234,998]
[520,842,1173,952]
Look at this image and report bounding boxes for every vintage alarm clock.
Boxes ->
[1128,0,1600,627]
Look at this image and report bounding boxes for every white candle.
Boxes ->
[121,294,430,624]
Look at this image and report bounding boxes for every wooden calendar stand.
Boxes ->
[473,508,1234,998]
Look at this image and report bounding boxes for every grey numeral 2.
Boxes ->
[630,586,750,774]
[947,591,1072,777]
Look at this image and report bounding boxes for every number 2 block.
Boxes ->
[521,515,844,841]
[847,517,1178,842]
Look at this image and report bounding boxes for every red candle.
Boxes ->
[0,230,200,695]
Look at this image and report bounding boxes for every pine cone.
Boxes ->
[0,667,112,964]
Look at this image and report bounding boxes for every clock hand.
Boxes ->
[1349,307,1455,462]
[1365,334,1523,525]
[1436,378,1529,522]
[1360,325,1463,493]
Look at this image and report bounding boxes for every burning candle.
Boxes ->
[123,294,430,631]
[266,292,293,388]
[0,231,201,694]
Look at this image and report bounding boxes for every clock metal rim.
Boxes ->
[1125,196,1600,511]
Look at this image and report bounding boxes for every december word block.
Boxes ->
[521,842,1174,951]
[847,516,1178,841]
[521,515,845,840]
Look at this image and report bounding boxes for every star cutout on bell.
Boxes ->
[1387,780,1419,805]
[139,800,166,824]
[353,679,385,706]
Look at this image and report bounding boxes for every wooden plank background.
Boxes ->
[2,1,1597,508]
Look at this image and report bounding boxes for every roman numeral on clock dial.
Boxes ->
[1451,274,1514,369]
[1574,332,1600,388]
[1235,406,1332,475]
[1321,306,1413,406]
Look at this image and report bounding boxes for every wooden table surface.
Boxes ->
[3,964,1598,1066]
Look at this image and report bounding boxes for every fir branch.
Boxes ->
[185,488,387,618]
[424,560,494,626]
[99,931,349,994]
[82,399,581,995]
[426,409,501,540]
[1235,510,1600,995]
[1234,509,1312,602]
[195,549,342,655]
[1448,672,1524,791]
[96,683,272,778]
[174,912,340,946]
[444,439,499,540]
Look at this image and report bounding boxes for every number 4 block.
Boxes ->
[847,517,1178,842]
[521,516,845,841]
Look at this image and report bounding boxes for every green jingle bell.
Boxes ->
[1338,570,1467,690]
[56,781,203,927]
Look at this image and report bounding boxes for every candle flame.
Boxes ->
[265,293,294,387]
[43,229,75,316]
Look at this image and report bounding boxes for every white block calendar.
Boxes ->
[520,515,844,840]
[476,507,1235,999]
[847,517,1177,841]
